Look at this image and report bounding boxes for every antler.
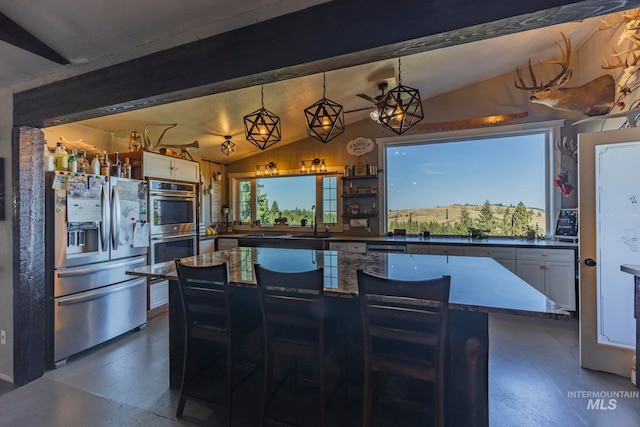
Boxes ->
[515,32,572,91]
[556,137,577,161]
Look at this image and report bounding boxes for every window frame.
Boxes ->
[229,170,342,231]
[377,120,564,237]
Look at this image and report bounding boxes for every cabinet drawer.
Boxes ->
[464,246,516,259]
[407,244,430,254]
[516,248,574,262]
[329,242,348,251]
[347,242,367,253]
[428,245,464,256]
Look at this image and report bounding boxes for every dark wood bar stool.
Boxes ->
[357,270,451,427]
[254,264,347,427]
[174,260,261,424]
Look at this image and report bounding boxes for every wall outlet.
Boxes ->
[0,330,5,345]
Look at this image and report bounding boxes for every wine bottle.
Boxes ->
[78,151,87,174]
[122,157,132,179]
[111,152,121,177]
[100,151,110,176]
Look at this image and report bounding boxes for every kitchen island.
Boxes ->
[128,247,569,426]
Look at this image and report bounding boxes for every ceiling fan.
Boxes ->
[345,82,389,114]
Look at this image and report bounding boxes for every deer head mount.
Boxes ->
[599,8,640,99]
[514,33,616,116]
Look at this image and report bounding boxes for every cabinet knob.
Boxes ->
[584,258,597,267]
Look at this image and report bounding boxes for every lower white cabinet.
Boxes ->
[428,245,464,256]
[199,238,216,254]
[407,244,429,254]
[329,241,366,253]
[515,248,576,311]
[463,246,517,274]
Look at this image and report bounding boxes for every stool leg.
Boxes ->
[227,343,233,425]
[362,370,373,427]
[319,354,325,427]
[260,349,273,426]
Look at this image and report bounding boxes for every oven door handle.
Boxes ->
[151,233,196,242]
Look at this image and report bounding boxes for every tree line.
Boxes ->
[388,200,542,237]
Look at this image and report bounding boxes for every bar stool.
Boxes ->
[356,269,451,427]
[174,260,261,424]
[254,263,347,427]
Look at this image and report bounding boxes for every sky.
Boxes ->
[386,133,547,211]
[258,175,316,211]
[254,133,547,213]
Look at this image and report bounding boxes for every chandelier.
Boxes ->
[244,85,282,150]
[221,135,236,156]
[378,57,424,135]
[304,73,345,143]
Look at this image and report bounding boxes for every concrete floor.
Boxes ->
[0,313,639,426]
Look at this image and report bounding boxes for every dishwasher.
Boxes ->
[366,243,407,253]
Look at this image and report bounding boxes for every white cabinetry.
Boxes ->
[199,238,216,254]
[516,248,575,311]
[464,246,517,273]
[428,245,464,256]
[406,244,429,254]
[329,241,366,253]
[143,151,200,182]
[217,238,239,251]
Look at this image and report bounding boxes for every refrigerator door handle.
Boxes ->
[57,278,146,306]
[112,185,121,250]
[101,183,110,252]
[56,256,147,278]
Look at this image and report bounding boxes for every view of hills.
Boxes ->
[387,203,546,236]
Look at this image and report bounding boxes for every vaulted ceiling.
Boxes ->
[2,1,637,162]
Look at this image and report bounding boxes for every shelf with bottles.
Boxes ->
[341,174,379,180]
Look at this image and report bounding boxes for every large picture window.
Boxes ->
[235,174,338,227]
[384,130,551,237]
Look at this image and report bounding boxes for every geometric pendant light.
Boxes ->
[243,85,282,150]
[304,73,345,143]
[221,135,236,156]
[378,57,424,135]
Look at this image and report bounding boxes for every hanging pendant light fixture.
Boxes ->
[378,57,424,135]
[221,135,236,156]
[244,85,282,150]
[304,73,345,143]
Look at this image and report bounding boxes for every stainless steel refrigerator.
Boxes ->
[45,172,149,367]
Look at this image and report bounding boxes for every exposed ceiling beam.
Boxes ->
[0,12,69,65]
[13,0,640,128]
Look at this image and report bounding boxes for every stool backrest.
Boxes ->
[175,260,231,334]
[357,269,451,376]
[254,264,325,348]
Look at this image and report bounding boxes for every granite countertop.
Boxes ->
[216,233,578,249]
[128,247,570,320]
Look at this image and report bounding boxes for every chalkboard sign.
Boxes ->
[554,208,578,241]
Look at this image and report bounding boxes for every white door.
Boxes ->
[578,128,638,376]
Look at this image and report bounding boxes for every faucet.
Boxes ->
[312,205,317,235]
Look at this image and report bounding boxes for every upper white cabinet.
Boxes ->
[515,248,575,311]
[143,151,200,182]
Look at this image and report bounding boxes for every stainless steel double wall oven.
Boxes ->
[148,179,197,264]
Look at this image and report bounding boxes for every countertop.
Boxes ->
[215,233,578,249]
[621,264,640,276]
[128,247,570,319]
